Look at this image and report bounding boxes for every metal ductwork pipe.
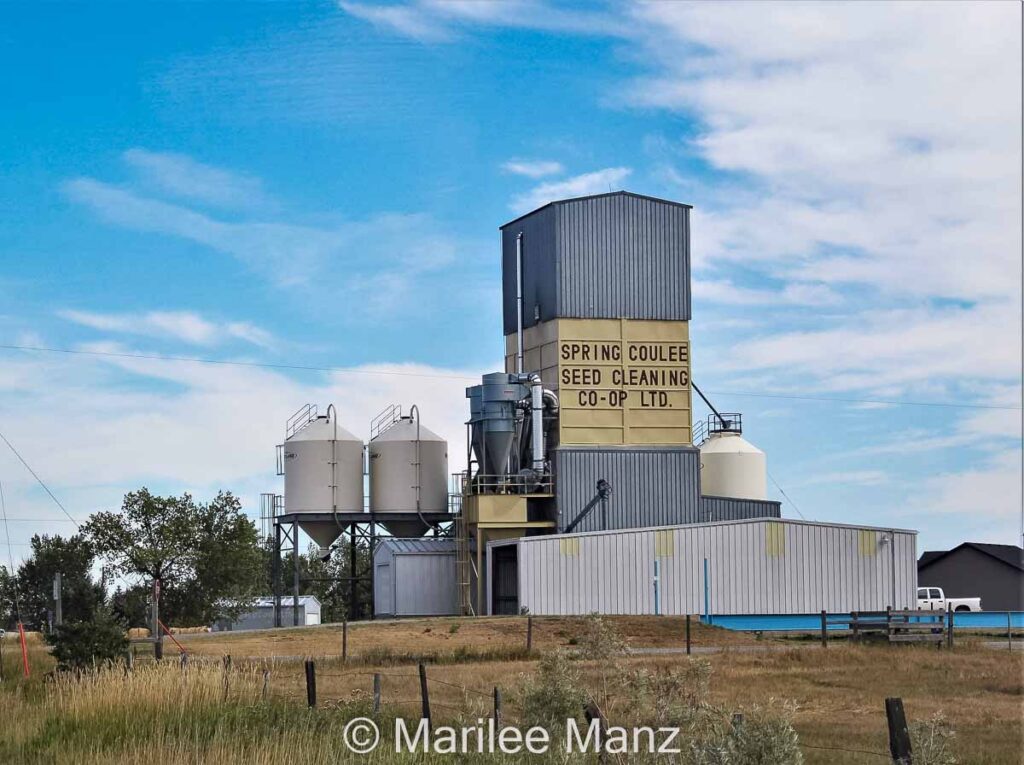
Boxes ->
[515,232,524,375]
[527,374,545,472]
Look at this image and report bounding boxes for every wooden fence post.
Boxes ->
[584,701,608,764]
[222,655,231,702]
[342,619,348,663]
[1008,612,1013,651]
[685,614,691,655]
[820,610,827,648]
[373,673,382,715]
[180,652,188,669]
[305,659,317,708]
[493,687,502,727]
[885,697,912,763]
[418,663,431,728]
[526,616,533,653]
[262,669,270,702]
[946,605,953,649]
[851,611,859,641]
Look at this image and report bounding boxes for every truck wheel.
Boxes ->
[954,606,970,612]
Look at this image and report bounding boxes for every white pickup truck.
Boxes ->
[917,587,982,612]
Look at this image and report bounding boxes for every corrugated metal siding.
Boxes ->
[501,192,691,334]
[394,554,459,616]
[518,519,917,616]
[554,447,701,532]
[556,194,690,322]
[378,538,457,554]
[699,496,782,522]
[502,205,557,335]
[374,538,458,617]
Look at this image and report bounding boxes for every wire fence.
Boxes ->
[111,652,932,763]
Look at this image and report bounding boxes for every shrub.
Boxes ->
[48,609,129,671]
[620,658,714,727]
[521,649,585,734]
[574,613,628,659]
[720,701,803,765]
[911,713,958,765]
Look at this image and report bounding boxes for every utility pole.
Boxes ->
[52,572,62,628]
[151,578,163,661]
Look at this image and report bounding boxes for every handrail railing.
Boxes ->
[285,404,318,439]
[461,471,553,496]
[370,404,403,440]
[693,412,743,445]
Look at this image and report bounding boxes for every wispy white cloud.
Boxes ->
[796,470,889,488]
[717,302,1021,395]
[63,168,476,317]
[339,1,453,42]
[693,278,841,308]
[123,149,268,209]
[58,309,274,348]
[913,450,1023,526]
[501,160,564,179]
[339,0,622,42]
[511,167,631,213]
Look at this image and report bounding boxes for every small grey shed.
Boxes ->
[374,538,458,617]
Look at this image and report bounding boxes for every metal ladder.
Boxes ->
[454,472,475,615]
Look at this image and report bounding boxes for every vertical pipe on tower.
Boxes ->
[515,232,524,375]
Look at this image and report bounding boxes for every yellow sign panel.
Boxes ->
[505,318,692,446]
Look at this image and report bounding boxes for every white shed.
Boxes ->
[374,538,458,617]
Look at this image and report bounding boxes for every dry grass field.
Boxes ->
[1,617,1021,763]
[175,615,765,660]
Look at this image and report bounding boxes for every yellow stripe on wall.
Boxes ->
[858,529,878,556]
[559,538,580,557]
[765,523,786,557]
[655,530,675,558]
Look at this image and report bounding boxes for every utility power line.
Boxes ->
[0,429,80,529]
[0,517,80,523]
[768,471,807,521]
[2,342,1019,412]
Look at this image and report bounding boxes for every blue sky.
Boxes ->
[0,1,1021,566]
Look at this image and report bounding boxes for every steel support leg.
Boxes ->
[273,522,282,628]
[292,520,301,627]
[349,524,358,621]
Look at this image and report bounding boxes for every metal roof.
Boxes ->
[514,516,918,545]
[500,190,693,229]
[919,542,1024,572]
[378,537,457,554]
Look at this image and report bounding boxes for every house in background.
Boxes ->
[213,596,322,631]
[917,543,1023,611]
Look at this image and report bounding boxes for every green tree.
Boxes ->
[48,607,129,671]
[84,489,263,627]
[6,534,105,631]
[0,565,17,630]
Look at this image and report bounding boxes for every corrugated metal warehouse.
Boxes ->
[374,538,458,617]
[267,190,923,624]
[487,518,917,616]
[214,596,321,631]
